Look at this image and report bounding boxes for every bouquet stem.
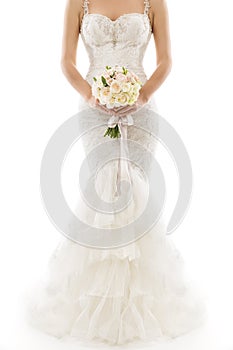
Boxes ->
[104,124,121,138]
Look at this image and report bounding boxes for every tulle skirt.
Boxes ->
[24,95,206,345]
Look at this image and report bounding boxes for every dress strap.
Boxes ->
[82,0,89,15]
[144,0,151,15]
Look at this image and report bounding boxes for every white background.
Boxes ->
[0,0,233,349]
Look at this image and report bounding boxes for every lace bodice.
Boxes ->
[77,0,159,175]
[80,0,152,86]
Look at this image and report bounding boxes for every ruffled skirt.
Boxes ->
[24,96,206,345]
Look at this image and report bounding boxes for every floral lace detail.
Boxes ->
[76,95,160,176]
[80,13,152,85]
[77,0,158,176]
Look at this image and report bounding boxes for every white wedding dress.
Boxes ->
[25,0,205,345]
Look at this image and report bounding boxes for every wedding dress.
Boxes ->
[25,0,205,345]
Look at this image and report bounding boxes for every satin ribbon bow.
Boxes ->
[107,114,134,128]
[107,114,134,197]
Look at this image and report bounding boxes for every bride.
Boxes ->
[25,0,205,345]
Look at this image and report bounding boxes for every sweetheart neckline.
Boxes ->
[80,12,152,33]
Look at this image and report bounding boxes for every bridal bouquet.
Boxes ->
[92,65,142,138]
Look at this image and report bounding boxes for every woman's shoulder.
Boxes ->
[150,0,169,13]
[64,0,84,13]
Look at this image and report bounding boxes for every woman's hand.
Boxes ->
[111,90,150,117]
[81,84,112,116]
[86,89,151,118]
[86,95,113,115]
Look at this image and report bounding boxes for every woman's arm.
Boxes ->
[60,0,112,113]
[61,0,113,114]
[139,0,172,103]
[113,0,172,116]
[60,0,92,101]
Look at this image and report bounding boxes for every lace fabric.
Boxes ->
[77,0,159,174]
[79,2,152,86]
[24,1,206,345]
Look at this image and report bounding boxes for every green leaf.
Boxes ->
[101,76,109,87]
[105,65,111,70]
[122,66,128,75]
[110,70,116,78]
[93,76,97,82]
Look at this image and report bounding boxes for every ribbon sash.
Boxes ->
[107,114,134,197]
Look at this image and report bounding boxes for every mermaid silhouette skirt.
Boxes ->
[25,95,205,345]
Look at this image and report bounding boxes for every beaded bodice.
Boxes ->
[79,0,152,85]
[77,0,159,171]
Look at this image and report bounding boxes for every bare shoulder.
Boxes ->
[62,0,84,36]
[149,0,169,17]
[149,0,170,34]
[63,0,83,15]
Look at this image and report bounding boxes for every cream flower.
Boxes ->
[99,87,112,104]
[116,73,127,83]
[106,77,114,85]
[106,95,116,109]
[92,66,142,110]
[92,85,101,98]
[130,84,141,94]
[116,93,130,106]
[110,81,122,94]
[121,82,131,93]
[102,87,111,96]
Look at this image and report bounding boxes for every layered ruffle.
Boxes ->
[25,224,205,345]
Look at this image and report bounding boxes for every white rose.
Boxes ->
[116,93,130,106]
[106,77,114,85]
[94,79,102,89]
[130,84,140,95]
[116,73,127,83]
[106,95,116,109]
[99,87,112,104]
[110,81,122,94]
[122,82,131,93]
